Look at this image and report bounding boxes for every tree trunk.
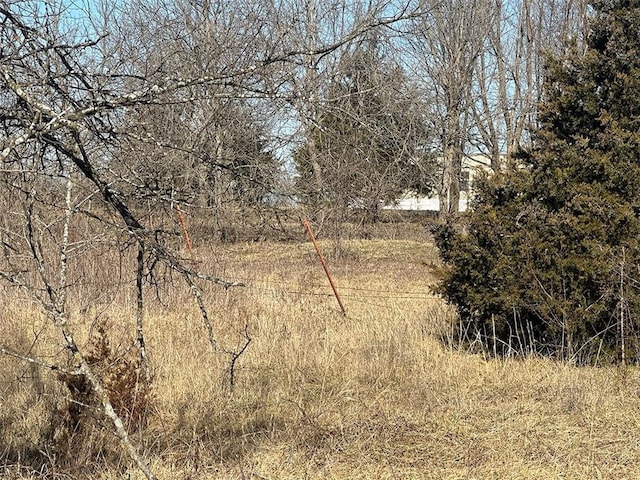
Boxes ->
[439,146,461,218]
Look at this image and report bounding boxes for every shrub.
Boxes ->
[435,0,640,363]
[53,317,152,468]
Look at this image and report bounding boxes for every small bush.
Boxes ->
[53,317,152,468]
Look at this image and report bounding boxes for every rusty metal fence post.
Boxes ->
[303,219,346,316]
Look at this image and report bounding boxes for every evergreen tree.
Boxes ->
[124,98,279,208]
[294,40,433,223]
[436,0,640,363]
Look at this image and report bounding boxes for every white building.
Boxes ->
[384,154,495,212]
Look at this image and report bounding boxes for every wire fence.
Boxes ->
[223,276,442,313]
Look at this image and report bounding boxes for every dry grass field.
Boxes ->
[2,227,640,479]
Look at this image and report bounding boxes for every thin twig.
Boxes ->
[0,345,79,376]
[182,271,217,350]
[226,325,252,393]
[136,242,152,383]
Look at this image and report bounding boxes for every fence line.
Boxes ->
[225,278,442,313]
[224,277,436,298]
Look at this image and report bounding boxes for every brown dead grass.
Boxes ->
[3,233,640,479]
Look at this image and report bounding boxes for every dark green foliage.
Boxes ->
[125,98,280,208]
[294,39,434,223]
[435,0,640,363]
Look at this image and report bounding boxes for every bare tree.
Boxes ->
[400,0,590,219]
[408,0,494,218]
[471,0,591,170]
